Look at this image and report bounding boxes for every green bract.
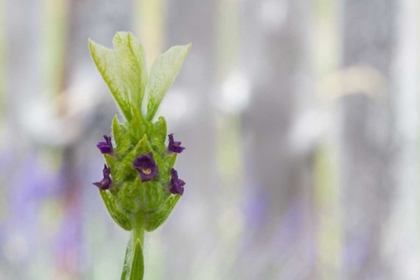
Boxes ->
[89,32,190,279]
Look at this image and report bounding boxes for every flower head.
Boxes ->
[93,164,113,190]
[133,152,158,182]
[168,134,185,154]
[169,168,185,195]
[97,135,113,154]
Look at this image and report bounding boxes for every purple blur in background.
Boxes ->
[1,0,420,279]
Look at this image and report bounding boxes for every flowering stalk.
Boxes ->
[89,32,190,279]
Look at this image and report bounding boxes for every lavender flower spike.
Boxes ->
[93,164,113,190]
[168,133,185,154]
[133,152,158,182]
[97,135,113,154]
[169,168,185,195]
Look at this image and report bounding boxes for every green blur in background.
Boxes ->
[0,0,419,279]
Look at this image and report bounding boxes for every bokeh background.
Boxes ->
[1,0,420,279]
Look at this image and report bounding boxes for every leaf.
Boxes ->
[153,116,167,142]
[133,134,153,157]
[121,237,133,280]
[104,154,117,175]
[166,153,177,170]
[145,195,181,232]
[138,180,166,213]
[145,44,192,121]
[120,238,144,280]
[99,190,132,230]
[128,103,151,141]
[146,116,167,156]
[117,181,142,214]
[130,239,145,280]
[112,120,131,158]
[112,115,127,148]
[89,32,148,121]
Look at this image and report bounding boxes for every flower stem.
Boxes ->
[132,211,145,246]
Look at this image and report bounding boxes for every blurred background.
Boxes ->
[1,0,420,279]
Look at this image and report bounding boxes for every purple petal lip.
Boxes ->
[133,152,158,182]
[169,168,185,195]
[168,134,185,154]
[97,135,113,154]
[93,164,113,190]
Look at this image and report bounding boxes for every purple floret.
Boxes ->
[169,168,185,195]
[93,164,113,190]
[133,152,158,182]
[168,134,185,154]
[97,135,113,154]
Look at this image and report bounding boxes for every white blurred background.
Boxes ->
[1,0,420,279]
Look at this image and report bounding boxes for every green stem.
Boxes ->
[132,211,145,246]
